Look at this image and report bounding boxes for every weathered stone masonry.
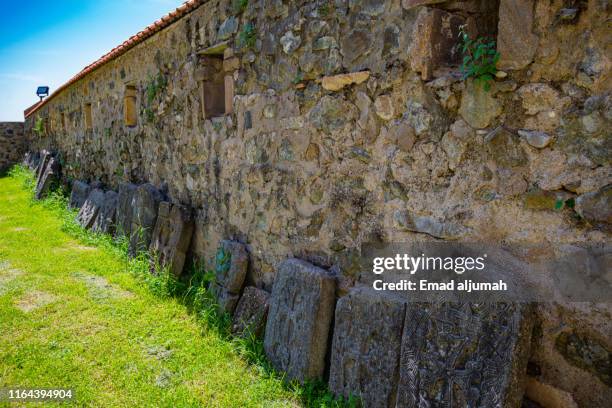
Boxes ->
[0,122,25,173]
[24,1,610,406]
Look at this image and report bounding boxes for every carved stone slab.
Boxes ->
[231,286,270,338]
[211,240,248,314]
[264,258,336,383]
[35,150,51,183]
[92,191,118,234]
[329,288,406,407]
[149,202,194,277]
[396,302,534,408]
[115,182,137,238]
[69,180,91,209]
[35,156,60,200]
[76,188,105,229]
[128,183,164,255]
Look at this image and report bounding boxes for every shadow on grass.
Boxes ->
[5,165,360,408]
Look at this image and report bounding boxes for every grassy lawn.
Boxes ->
[0,169,301,407]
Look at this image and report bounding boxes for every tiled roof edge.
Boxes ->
[24,0,204,118]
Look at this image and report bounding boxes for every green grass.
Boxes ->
[0,166,354,407]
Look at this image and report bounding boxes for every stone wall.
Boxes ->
[24,1,611,406]
[0,122,25,172]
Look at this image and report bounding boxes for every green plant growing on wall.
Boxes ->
[231,0,248,14]
[146,73,167,106]
[33,117,45,135]
[458,25,500,92]
[292,70,304,85]
[239,22,256,49]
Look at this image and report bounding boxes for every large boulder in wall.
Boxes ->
[210,240,249,314]
[92,190,118,234]
[263,258,336,383]
[149,202,194,277]
[128,183,164,255]
[115,182,137,239]
[69,180,91,209]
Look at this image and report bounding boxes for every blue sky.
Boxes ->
[0,0,185,121]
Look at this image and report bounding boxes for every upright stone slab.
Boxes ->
[264,258,336,383]
[76,189,105,229]
[129,183,164,255]
[231,286,270,338]
[69,180,91,209]
[149,202,194,277]
[35,150,51,183]
[329,288,406,407]
[396,302,534,408]
[92,190,118,234]
[35,156,60,200]
[211,240,249,314]
[115,182,137,238]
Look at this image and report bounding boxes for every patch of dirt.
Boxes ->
[145,345,174,361]
[15,290,56,312]
[0,261,23,295]
[72,272,134,300]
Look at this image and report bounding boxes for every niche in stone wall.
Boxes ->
[84,103,93,130]
[60,112,66,131]
[197,55,226,119]
[409,0,501,80]
[124,85,138,127]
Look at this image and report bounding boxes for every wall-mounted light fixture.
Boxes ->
[36,86,50,101]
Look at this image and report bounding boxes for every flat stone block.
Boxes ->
[77,189,105,229]
[92,190,118,234]
[69,180,91,209]
[211,240,248,314]
[35,156,60,200]
[329,288,406,407]
[396,302,534,408]
[232,286,270,338]
[129,183,164,255]
[264,258,336,383]
[149,202,194,277]
[115,182,137,238]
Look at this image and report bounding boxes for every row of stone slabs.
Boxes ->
[30,152,533,407]
[233,255,533,407]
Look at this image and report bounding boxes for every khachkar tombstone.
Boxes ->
[115,182,137,238]
[329,287,534,407]
[264,258,336,383]
[128,183,164,255]
[210,240,249,314]
[149,202,194,277]
[76,188,105,229]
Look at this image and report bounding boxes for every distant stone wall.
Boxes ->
[23,1,611,406]
[0,122,25,172]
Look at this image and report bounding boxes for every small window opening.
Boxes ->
[60,112,66,131]
[199,55,226,119]
[124,86,138,127]
[84,103,93,130]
